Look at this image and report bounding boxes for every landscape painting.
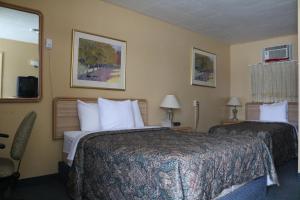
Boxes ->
[71,30,126,90]
[191,48,216,87]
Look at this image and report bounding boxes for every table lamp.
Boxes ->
[160,95,180,127]
[227,97,241,120]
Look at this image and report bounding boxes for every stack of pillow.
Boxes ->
[259,100,288,122]
[77,98,144,132]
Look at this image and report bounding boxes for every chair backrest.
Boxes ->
[10,111,37,161]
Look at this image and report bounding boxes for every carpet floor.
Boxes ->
[266,159,300,200]
[12,159,300,200]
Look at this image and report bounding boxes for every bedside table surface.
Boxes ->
[222,120,243,125]
[171,126,193,132]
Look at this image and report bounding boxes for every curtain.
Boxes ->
[250,60,298,102]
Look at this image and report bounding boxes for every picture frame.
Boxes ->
[71,30,126,90]
[191,47,216,87]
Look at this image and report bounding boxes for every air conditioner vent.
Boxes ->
[263,44,292,63]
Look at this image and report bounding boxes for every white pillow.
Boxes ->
[77,100,101,131]
[259,101,288,122]
[97,98,135,130]
[131,100,145,128]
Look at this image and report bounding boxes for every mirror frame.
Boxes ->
[0,1,43,103]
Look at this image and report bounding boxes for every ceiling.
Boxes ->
[103,0,297,44]
[0,7,39,44]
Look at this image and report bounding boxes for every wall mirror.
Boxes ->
[0,2,42,102]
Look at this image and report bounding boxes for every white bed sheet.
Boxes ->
[64,126,161,166]
[63,130,93,154]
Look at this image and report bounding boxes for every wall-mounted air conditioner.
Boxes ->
[263,44,292,63]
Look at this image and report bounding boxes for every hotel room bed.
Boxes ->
[209,121,298,166]
[209,102,298,167]
[67,127,277,200]
[53,97,278,200]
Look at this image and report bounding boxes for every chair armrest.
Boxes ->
[0,133,9,138]
[0,143,5,149]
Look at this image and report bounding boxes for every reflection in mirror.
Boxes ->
[0,3,42,101]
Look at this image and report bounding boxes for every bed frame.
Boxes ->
[245,102,298,127]
[52,97,148,140]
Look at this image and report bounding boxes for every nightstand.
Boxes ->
[222,120,243,125]
[171,126,193,133]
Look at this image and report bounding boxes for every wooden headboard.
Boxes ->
[245,102,298,127]
[53,97,148,140]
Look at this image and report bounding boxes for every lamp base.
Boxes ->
[161,119,172,127]
[231,106,238,121]
[161,109,174,127]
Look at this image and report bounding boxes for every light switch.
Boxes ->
[45,38,53,49]
[193,100,199,107]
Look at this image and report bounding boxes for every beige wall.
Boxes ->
[230,35,298,119]
[0,0,230,178]
[0,39,39,98]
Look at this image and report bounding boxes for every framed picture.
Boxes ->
[71,30,126,90]
[191,47,216,87]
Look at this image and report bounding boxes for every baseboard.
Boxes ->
[17,162,71,188]
[17,173,59,187]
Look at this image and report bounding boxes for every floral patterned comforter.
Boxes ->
[68,128,278,200]
[209,121,298,166]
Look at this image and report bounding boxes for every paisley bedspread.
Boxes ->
[68,128,278,200]
[209,121,298,166]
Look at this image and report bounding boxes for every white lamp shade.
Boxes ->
[160,95,180,109]
[227,97,241,106]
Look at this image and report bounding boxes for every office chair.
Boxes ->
[0,111,37,199]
